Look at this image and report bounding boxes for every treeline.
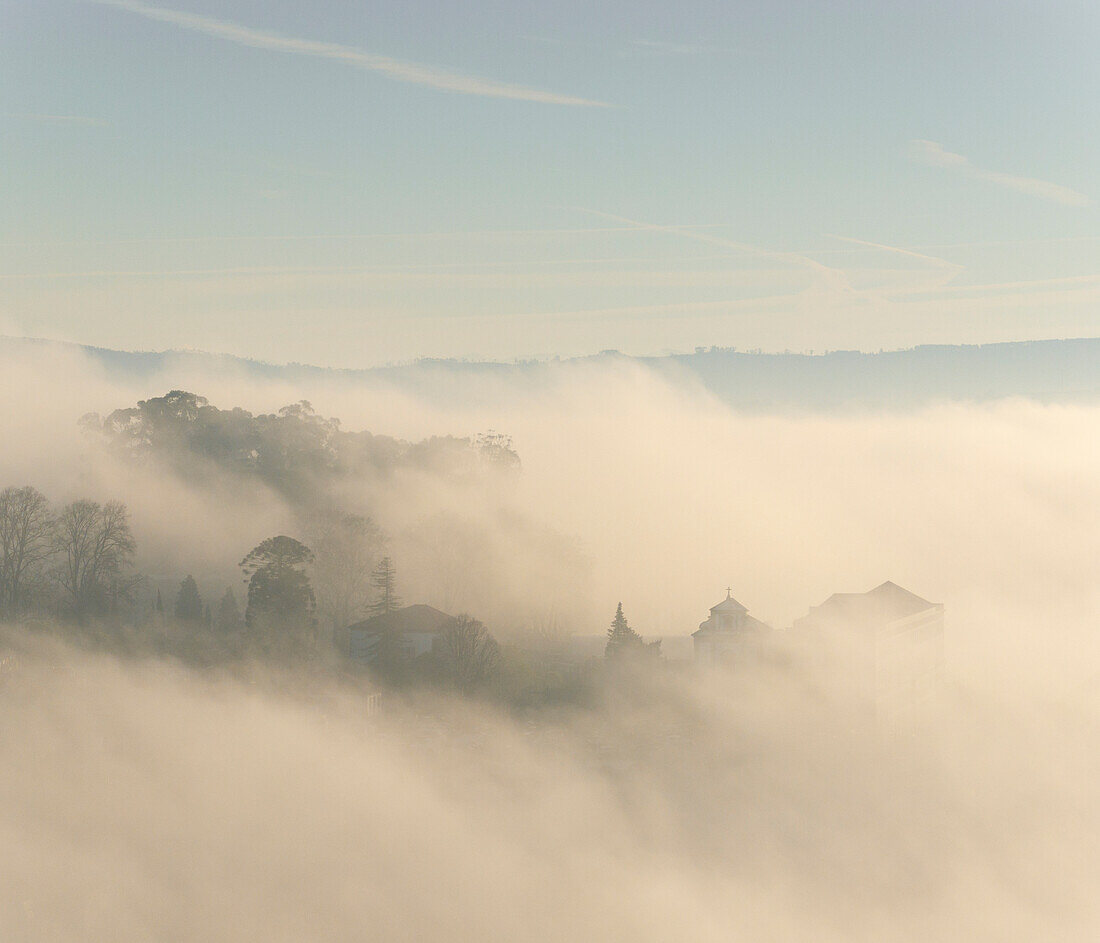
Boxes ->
[0,483,384,632]
[0,485,137,621]
[0,484,509,692]
[80,390,520,501]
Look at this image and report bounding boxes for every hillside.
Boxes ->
[4,335,1098,411]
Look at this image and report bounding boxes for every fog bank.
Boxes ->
[2,342,1096,689]
[2,635,1098,942]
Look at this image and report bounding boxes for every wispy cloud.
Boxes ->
[623,39,706,57]
[573,208,854,294]
[4,113,110,127]
[911,140,1089,207]
[824,234,962,271]
[88,0,608,107]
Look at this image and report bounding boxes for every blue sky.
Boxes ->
[1,0,1097,365]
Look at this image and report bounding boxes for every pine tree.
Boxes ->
[605,602,645,659]
[368,556,401,617]
[174,575,203,622]
[216,588,241,632]
[239,536,316,655]
[155,588,163,614]
[239,536,315,628]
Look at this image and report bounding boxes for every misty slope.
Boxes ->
[3,336,1098,410]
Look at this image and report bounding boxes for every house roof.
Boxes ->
[801,581,939,628]
[347,604,454,635]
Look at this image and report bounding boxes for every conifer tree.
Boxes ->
[605,602,661,661]
[174,575,203,622]
[605,602,641,657]
[216,587,241,632]
[368,556,401,617]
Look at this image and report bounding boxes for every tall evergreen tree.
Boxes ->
[605,602,661,661]
[605,602,642,658]
[155,588,163,614]
[174,575,203,622]
[215,587,241,632]
[368,556,401,617]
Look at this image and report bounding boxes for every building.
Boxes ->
[344,604,454,663]
[791,581,944,722]
[692,588,772,666]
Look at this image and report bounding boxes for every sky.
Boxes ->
[1,0,1098,367]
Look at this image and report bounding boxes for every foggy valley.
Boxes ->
[5,1,1099,939]
[1,341,1098,940]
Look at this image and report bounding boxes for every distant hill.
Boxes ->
[3,335,1098,411]
[645,339,1100,410]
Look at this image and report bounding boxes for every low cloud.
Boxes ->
[0,344,1098,939]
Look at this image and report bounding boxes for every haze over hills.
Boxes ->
[3,335,1098,411]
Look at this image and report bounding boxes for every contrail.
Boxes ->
[88,0,609,107]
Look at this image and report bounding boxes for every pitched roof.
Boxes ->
[804,581,939,627]
[711,592,747,614]
[347,604,454,635]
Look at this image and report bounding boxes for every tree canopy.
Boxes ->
[174,575,203,623]
[216,588,241,632]
[54,499,137,620]
[0,485,55,614]
[239,536,316,653]
[82,390,521,502]
[437,614,501,693]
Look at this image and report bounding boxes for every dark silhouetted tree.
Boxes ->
[215,588,241,632]
[604,602,660,663]
[54,499,136,620]
[174,575,203,622]
[368,556,401,617]
[239,536,316,653]
[86,390,520,507]
[437,614,501,694]
[605,602,642,658]
[0,485,55,615]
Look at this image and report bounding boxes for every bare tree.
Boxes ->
[308,511,385,630]
[54,499,136,620]
[437,614,501,693]
[0,486,56,615]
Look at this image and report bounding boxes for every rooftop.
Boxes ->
[347,604,454,635]
[805,581,940,626]
[710,588,748,613]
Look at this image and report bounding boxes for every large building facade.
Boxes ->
[791,581,945,723]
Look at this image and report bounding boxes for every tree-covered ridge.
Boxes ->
[81,390,520,499]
